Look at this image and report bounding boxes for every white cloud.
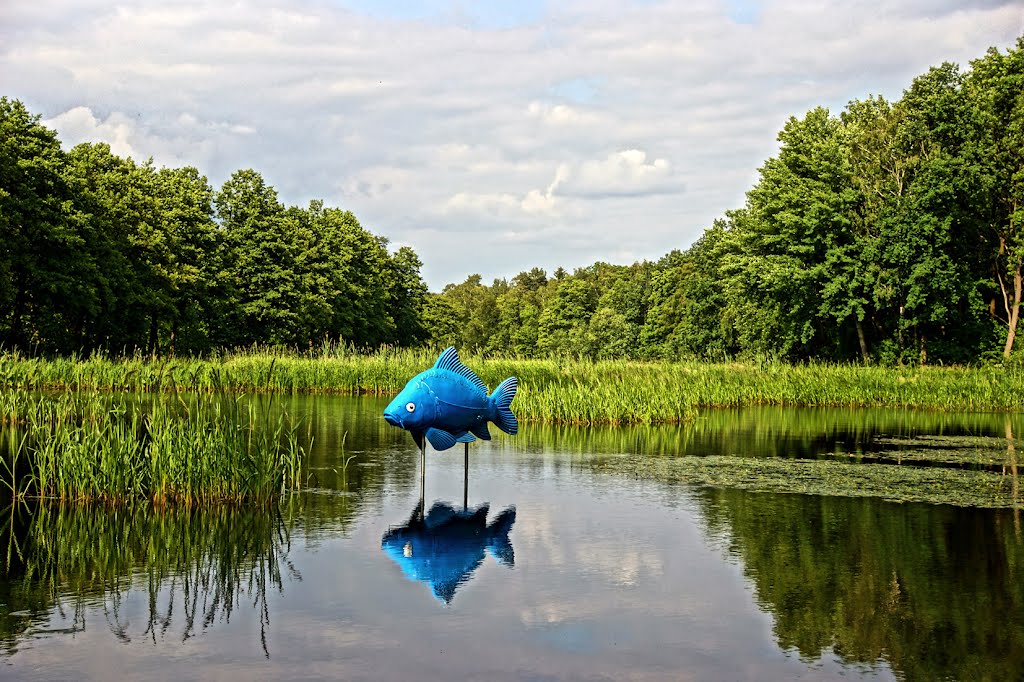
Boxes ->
[3,0,1021,289]
[555,149,681,198]
[526,101,601,126]
[444,191,522,216]
[43,106,139,159]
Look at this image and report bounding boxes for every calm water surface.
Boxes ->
[1,397,1022,681]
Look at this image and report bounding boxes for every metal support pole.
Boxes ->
[418,440,426,520]
[463,442,469,510]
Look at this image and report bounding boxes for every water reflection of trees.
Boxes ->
[0,501,303,657]
[696,488,1024,680]
[502,408,1023,460]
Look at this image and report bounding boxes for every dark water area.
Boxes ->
[1,397,1022,680]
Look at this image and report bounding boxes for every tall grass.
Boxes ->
[1,390,307,505]
[3,347,1024,425]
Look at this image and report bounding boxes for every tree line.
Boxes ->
[0,99,428,354]
[2,37,1021,363]
[432,37,1023,364]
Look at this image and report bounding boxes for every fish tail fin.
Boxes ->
[486,506,517,566]
[490,376,518,435]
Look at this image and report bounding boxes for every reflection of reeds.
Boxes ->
[1006,420,1020,533]
[1,390,306,504]
[4,348,1024,424]
[0,500,302,657]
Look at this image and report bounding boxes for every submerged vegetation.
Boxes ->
[0,390,306,505]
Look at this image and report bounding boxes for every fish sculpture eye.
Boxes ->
[406,402,416,413]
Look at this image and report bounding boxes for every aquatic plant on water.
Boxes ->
[0,390,307,505]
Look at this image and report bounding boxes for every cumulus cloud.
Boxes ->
[43,106,139,159]
[526,101,602,126]
[554,149,682,198]
[441,148,679,225]
[2,0,1021,289]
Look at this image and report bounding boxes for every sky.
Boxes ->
[2,1,1022,291]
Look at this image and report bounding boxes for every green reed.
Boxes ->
[1,390,307,505]
[3,348,1024,425]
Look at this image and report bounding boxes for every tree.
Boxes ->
[62,142,147,351]
[421,294,462,348]
[889,62,993,363]
[964,38,1024,358]
[388,246,429,346]
[720,107,860,360]
[493,268,550,357]
[642,226,734,360]
[438,274,500,351]
[537,276,598,356]
[215,170,302,346]
[153,166,219,353]
[0,97,79,350]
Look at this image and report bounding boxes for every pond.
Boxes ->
[1,397,1022,680]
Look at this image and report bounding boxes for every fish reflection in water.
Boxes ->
[381,501,516,604]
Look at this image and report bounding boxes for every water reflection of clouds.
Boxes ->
[575,541,665,587]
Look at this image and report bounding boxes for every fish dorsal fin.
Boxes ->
[433,346,487,395]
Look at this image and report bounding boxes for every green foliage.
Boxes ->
[0,97,80,350]
[0,105,429,355]
[964,38,1024,358]
[423,38,1024,365]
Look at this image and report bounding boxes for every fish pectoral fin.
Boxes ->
[470,423,491,440]
[425,428,459,451]
[455,431,476,443]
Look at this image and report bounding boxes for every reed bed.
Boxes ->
[1,390,306,505]
[2,347,1024,425]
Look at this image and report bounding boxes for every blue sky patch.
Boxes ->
[547,77,603,104]
[726,0,761,25]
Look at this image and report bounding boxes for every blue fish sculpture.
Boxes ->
[383,346,518,451]
[381,501,516,604]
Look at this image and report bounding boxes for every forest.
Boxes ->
[1,37,1021,364]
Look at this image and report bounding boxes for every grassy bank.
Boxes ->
[1,390,306,505]
[3,347,1024,425]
